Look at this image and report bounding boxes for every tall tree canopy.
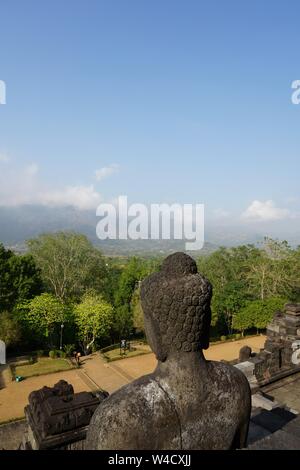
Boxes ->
[0,311,21,347]
[0,243,42,312]
[112,257,160,339]
[197,239,300,335]
[233,297,287,334]
[28,232,108,302]
[74,292,113,354]
[17,293,68,346]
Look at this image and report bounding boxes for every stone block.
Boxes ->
[285,304,300,315]
[251,393,278,411]
[247,422,271,446]
[281,416,300,438]
[21,380,107,450]
[251,408,295,433]
[248,429,300,449]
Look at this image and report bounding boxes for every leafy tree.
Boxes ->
[28,232,108,302]
[74,292,113,354]
[198,247,250,332]
[17,293,68,346]
[253,297,287,331]
[290,246,300,301]
[212,281,247,334]
[114,257,160,307]
[0,311,21,347]
[245,238,293,300]
[131,287,144,334]
[0,243,42,311]
[232,304,255,335]
[113,305,133,340]
[114,257,144,306]
[198,240,298,335]
[112,257,160,340]
[233,297,287,335]
[0,244,14,311]
[101,260,123,305]
[9,254,43,303]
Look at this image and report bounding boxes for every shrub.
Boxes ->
[58,350,67,358]
[36,350,44,358]
[235,333,241,340]
[49,350,58,359]
[64,344,75,357]
[220,335,227,342]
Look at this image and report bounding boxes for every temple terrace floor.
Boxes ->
[0,335,265,423]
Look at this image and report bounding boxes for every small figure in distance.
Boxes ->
[120,339,127,356]
[86,252,251,450]
[76,351,81,366]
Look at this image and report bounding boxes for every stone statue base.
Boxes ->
[20,380,108,450]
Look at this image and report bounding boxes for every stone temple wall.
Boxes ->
[254,304,300,384]
[235,304,300,389]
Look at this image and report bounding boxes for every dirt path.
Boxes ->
[82,335,266,386]
[204,335,264,361]
[0,368,89,423]
[0,335,265,423]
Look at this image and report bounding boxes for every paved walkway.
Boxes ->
[0,335,265,423]
[85,335,265,385]
[0,368,88,423]
[262,372,300,413]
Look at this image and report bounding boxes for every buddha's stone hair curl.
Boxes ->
[141,252,212,356]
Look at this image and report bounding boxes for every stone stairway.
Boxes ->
[246,394,300,449]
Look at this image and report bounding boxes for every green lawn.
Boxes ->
[103,345,151,362]
[14,357,74,378]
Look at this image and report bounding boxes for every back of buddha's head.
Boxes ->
[141,252,212,362]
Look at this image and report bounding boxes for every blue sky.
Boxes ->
[0,0,300,233]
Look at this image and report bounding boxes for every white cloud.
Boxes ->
[0,160,102,210]
[95,164,119,181]
[241,200,290,221]
[39,185,102,210]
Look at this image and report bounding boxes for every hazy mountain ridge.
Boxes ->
[1,205,299,256]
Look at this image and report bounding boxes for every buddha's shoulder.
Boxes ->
[91,374,176,424]
[103,374,167,405]
[206,360,251,395]
[86,375,180,449]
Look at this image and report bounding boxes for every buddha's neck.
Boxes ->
[155,350,208,377]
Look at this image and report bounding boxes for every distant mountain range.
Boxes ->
[0,205,299,257]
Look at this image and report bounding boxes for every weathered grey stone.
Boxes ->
[235,361,255,379]
[248,429,300,449]
[247,421,271,445]
[247,304,300,385]
[239,346,252,362]
[251,408,295,433]
[281,415,300,438]
[251,393,278,411]
[86,252,251,450]
[246,407,300,449]
[21,380,106,450]
[285,303,300,315]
